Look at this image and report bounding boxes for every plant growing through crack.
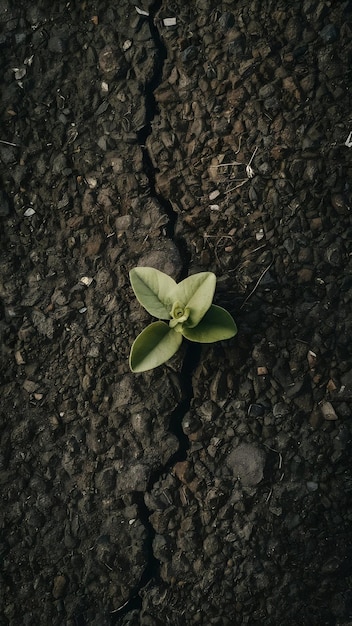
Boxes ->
[129,267,237,372]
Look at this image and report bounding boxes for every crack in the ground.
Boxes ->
[111,3,199,624]
[136,1,190,277]
[111,345,200,624]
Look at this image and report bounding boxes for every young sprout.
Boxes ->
[129,267,237,372]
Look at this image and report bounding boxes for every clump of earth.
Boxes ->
[1,1,352,625]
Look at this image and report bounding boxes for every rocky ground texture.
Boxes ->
[1,0,352,624]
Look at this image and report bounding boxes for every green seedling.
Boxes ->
[129,267,237,372]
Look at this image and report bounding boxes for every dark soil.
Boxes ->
[1,1,352,625]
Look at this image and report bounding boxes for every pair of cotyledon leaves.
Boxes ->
[129,267,237,372]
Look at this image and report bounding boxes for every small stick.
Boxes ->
[229,244,267,271]
[225,178,249,193]
[247,145,258,167]
[265,488,272,503]
[210,161,243,168]
[240,261,273,309]
[0,139,20,147]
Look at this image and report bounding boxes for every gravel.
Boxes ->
[1,1,352,625]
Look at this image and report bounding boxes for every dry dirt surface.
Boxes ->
[1,1,352,625]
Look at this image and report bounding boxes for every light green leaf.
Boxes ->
[181,305,237,343]
[129,321,183,372]
[129,267,176,319]
[173,272,216,327]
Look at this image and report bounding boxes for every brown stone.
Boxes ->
[52,574,67,599]
[173,460,192,484]
[83,234,103,257]
[297,268,314,283]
